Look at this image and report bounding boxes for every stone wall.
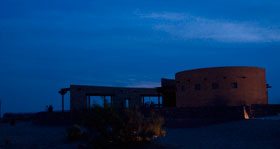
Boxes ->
[70,85,161,110]
[161,78,176,107]
[176,67,268,107]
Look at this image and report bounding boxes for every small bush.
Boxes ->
[82,106,165,147]
[4,140,10,145]
[67,124,83,141]
[139,112,166,142]
[9,119,15,126]
[48,105,53,112]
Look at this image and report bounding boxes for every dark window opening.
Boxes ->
[142,96,163,108]
[204,78,207,81]
[87,96,112,108]
[232,82,238,88]
[266,84,272,88]
[212,83,219,89]
[195,84,201,90]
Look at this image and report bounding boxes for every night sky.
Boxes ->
[1,0,280,115]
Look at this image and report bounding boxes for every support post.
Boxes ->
[0,99,1,119]
[111,96,113,107]
[158,96,160,108]
[59,88,69,112]
[104,96,106,107]
[62,95,64,112]
[88,96,91,108]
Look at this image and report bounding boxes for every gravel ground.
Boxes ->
[1,117,280,149]
[0,122,79,149]
[157,117,280,149]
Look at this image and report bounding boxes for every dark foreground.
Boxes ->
[158,116,280,149]
[1,117,280,149]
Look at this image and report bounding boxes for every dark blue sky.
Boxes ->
[1,0,280,115]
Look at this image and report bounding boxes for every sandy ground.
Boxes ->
[0,117,280,149]
[157,116,280,149]
[0,122,79,149]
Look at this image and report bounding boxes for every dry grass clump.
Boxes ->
[66,124,83,141]
[9,119,16,126]
[68,105,165,148]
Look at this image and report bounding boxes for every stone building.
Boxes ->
[59,66,270,110]
[69,85,162,110]
[176,67,268,107]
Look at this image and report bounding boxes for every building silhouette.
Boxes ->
[59,66,270,110]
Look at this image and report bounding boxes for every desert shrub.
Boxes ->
[67,124,83,141]
[4,140,10,145]
[82,106,165,147]
[9,119,15,126]
[83,105,121,135]
[48,105,53,112]
[139,112,166,142]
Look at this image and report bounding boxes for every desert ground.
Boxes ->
[1,116,280,149]
[158,116,280,149]
[0,122,79,149]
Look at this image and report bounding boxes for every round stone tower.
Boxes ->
[175,67,268,107]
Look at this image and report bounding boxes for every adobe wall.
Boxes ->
[70,85,160,110]
[161,78,176,107]
[175,67,268,107]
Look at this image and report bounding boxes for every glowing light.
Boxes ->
[243,106,250,119]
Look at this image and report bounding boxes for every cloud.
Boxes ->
[139,12,186,21]
[112,78,160,88]
[126,81,161,88]
[138,12,280,43]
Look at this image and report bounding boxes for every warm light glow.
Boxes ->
[243,106,250,119]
